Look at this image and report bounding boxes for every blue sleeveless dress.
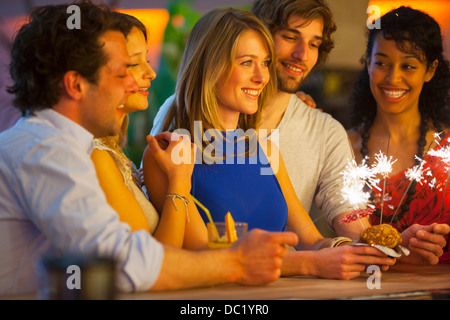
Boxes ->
[191,130,288,232]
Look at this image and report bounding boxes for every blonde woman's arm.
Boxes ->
[143,132,208,250]
[258,137,327,250]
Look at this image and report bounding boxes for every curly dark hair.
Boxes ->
[350,6,450,130]
[251,0,336,71]
[7,0,132,116]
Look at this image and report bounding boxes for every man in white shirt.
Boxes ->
[0,0,297,296]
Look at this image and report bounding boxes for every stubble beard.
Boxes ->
[276,69,305,94]
[88,113,122,139]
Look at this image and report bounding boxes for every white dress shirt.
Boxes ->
[0,109,164,295]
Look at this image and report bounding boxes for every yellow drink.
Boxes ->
[208,241,233,250]
[207,222,248,250]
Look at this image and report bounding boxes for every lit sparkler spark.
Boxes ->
[405,166,424,183]
[432,131,448,149]
[428,177,437,189]
[405,156,428,185]
[340,157,380,209]
[372,151,397,177]
[428,145,450,164]
[341,184,371,208]
[427,138,450,222]
[341,157,379,190]
[390,159,427,223]
[372,150,397,224]
[340,158,377,230]
[340,182,373,230]
[434,131,443,143]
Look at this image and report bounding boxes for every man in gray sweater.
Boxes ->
[148,0,449,270]
[150,0,361,238]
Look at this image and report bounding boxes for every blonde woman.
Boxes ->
[91,12,207,249]
[143,8,395,279]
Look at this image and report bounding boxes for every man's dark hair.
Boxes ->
[8,0,130,115]
[251,0,336,71]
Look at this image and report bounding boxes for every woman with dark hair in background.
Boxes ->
[348,6,450,264]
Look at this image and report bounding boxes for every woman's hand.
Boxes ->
[145,131,197,183]
[142,131,197,213]
[400,223,449,265]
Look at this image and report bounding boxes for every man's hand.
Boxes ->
[309,245,396,280]
[232,230,298,285]
[295,91,321,111]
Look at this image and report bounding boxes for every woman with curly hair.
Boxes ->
[348,6,450,264]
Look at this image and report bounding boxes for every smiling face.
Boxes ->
[82,30,138,138]
[216,29,271,129]
[367,33,437,116]
[272,15,323,93]
[123,27,156,115]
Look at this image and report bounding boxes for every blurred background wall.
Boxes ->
[1,0,449,234]
[2,0,449,162]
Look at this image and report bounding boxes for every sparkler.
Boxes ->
[340,131,449,248]
[340,134,397,229]
[428,137,450,222]
[340,183,371,209]
[390,157,428,223]
[372,152,397,177]
[427,144,450,163]
[340,158,379,230]
[439,170,450,223]
[341,157,380,190]
[372,145,397,224]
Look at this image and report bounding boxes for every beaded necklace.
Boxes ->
[360,116,429,223]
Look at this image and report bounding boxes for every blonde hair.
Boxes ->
[162,8,277,136]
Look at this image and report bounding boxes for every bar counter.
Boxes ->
[118,263,450,300]
[1,263,449,300]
